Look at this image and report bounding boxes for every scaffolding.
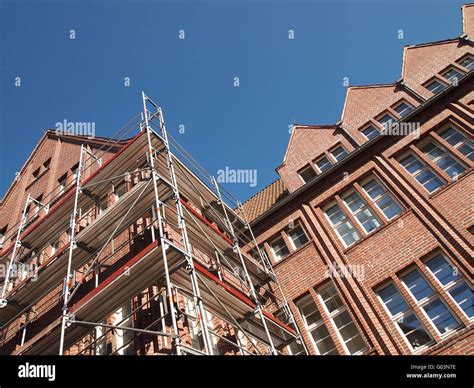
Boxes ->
[0,93,307,356]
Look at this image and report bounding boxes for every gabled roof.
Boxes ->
[238,179,287,222]
[0,130,127,207]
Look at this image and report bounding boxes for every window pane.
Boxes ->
[436,155,465,178]
[426,254,459,286]
[449,282,473,319]
[271,237,290,261]
[394,102,413,117]
[397,313,432,349]
[344,192,366,212]
[363,179,385,200]
[311,326,338,355]
[355,208,381,233]
[415,169,444,193]
[336,221,360,246]
[426,80,445,94]
[440,127,465,147]
[376,195,402,220]
[362,125,379,140]
[333,311,366,354]
[459,56,474,70]
[288,225,309,249]
[423,298,459,334]
[300,166,317,183]
[320,284,344,313]
[379,284,409,316]
[296,295,322,326]
[315,157,332,173]
[326,204,346,225]
[378,114,396,130]
[443,68,463,82]
[420,142,444,160]
[331,146,348,161]
[402,270,433,301]
[400,155,424,174]
[458,141,474,161]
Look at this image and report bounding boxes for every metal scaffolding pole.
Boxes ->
[142,92,214,355]
[211,176,278,355]
[59,145,85,355]
[237,200,309,355]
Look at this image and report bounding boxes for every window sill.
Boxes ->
[428,168,472,200]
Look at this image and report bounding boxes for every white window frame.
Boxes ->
[269,235,290,262]
[393,100,414,118]
[400,268,462,338]
[360,176,403,221]
[424,78,448,94]
[287,222,309,250]
[318,283,367,355]
[324,202,361,248]
[361,124,380,140]
[441,66,465,84]
[376,283,434,353]
[424,253,473,322]
[296,294,338,355]
[329,144,349,162]
[342,190,382,235]
[314,155,332,173]
[456,54,473,71]
[399,152,445,193]
[438,124,473,161]
[418,139,467,180]
[298,164,317,183]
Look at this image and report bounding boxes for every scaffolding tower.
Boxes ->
[0,93,307,356]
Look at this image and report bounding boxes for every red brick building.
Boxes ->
[0,4,472,356]
[240,4,473,355]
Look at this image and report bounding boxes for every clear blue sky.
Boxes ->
[0,0,467,203]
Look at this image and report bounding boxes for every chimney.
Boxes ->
[462,3,474,37]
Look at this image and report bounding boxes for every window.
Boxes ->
[419,141,466,179]
[425,79,446,95]
[330,145,348,162]
[362,179,402,220]
[425,254,473,319]
[58,174,67,195]
[393,101,413,118]
[318,283,366,354]
[270,236,290,262]
[299,165,317,183]
[457,55,474,71]
[325,204,360,247]
[401,269,460,335]
[34,194,43,216]
[378,113,396,130]
[343,191,381,234]
[0,224,7,248]
[71,163,79,182]
[32,167,40,179]
[43,158,51,170]
[295,294,338,355]
[399,154,445,193]
[287,223,309,249]
[362,125,379,140]
[439,126,474,161]
[114,302,135,355]
[378,283,432,351]
[314,156,332,173]
[442,67,464,84]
